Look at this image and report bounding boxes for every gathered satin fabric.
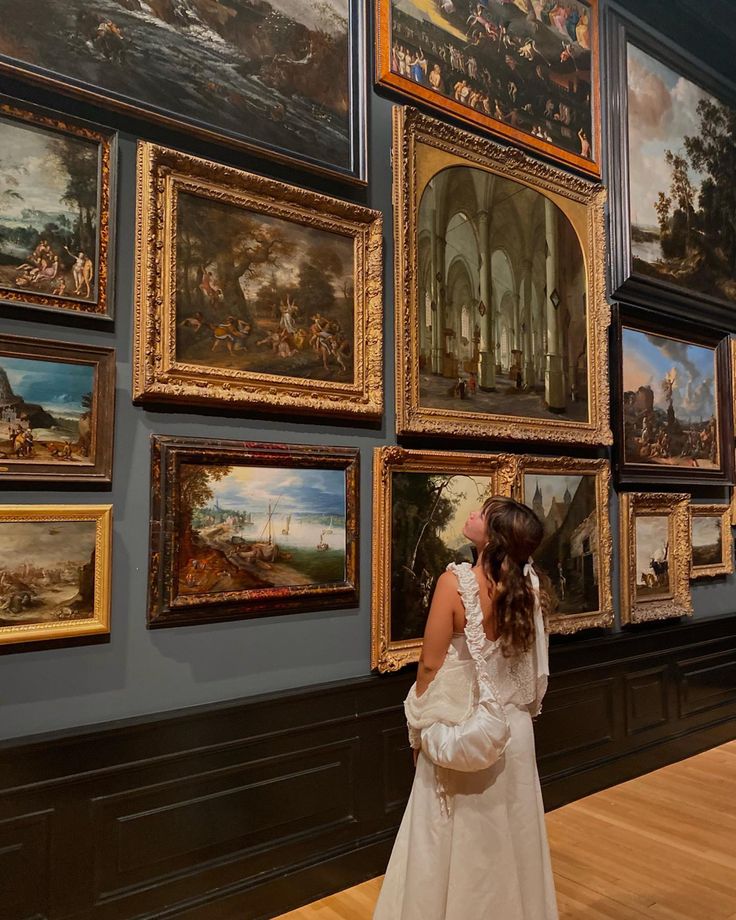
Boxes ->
[373,562,558,920]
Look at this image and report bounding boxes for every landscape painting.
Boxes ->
[627,42,736,306]
[690,505,732,578]
[634,514,671,601]
[0,0,362,180]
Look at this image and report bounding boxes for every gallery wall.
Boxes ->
[1,0,736,744]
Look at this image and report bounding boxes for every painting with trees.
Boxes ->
[690,504,733,579]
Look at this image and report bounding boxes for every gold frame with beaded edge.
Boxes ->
[690,503,734,579]
[393,105,611,445]
[620,492,692,625]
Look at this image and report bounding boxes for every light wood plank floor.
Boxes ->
[275,740,736,920]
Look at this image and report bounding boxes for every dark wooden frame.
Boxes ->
[0,4,366,185]
[0,95,117,321]
[375,0,602,178]
[613,304,734,487]
[148,436,360,628]
[605,3,736,325]
[0,334,115,485]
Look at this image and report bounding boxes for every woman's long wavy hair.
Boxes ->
[479,496,554,657]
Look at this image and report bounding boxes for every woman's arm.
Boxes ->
[415,571,457,698]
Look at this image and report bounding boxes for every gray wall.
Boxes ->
[1,5,735,742]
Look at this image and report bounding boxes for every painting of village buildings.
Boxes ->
[0,355,95,465]
[691,514,723,568]
[389,0,595,160]
[0,113,101,304]
[0,520,97,625]
[175,193,355,384]
[524,473,599,614]
[622,328,718,469]
[418,166,588,421]
[177,463,348,598]
[634,514,671,600]
[627,43,736,306]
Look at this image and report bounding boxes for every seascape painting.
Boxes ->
[621,328,718,471]
[691,514,723,568]
[634,514,671,600]
[627,43,736,306]
[0,0,357,177]
[176,193,355,384]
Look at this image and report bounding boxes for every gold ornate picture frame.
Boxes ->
[393,106,611,445]
[134,142,383,420]
[690,504,733,579]
[620,492,692,625]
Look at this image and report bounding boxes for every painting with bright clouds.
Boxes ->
[634,514,671,600]
[627,43,736,305]
[691,514,722,568]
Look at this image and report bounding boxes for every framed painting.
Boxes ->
[371,445,515,672]
[0,96,116,320]
[620,492,692,626]
[148,436,359,627]
[0,334,115,484]
[0,504,112,647]
[394,106,610,445]
[134,143,383,420]
[690,503,733,579]
[0,2,365,184]
[606,7,736,319]
[613,306,733,487]
[375,0,601,178]
[510,455,613,634]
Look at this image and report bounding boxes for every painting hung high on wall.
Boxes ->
[134,143,382,420]
[0,98,116,320]
[690,504,733,579]
[394,107,610,445]
[0,504,112,647]
[149,437,359,627]
[0,1,365,182]
[375,0,601,177]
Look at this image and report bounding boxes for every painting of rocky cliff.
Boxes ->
[0,0,362,179]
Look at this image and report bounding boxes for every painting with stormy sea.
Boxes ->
[0,0,363,180]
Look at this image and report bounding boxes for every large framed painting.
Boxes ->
[394,106,610,445]
[690,503,733,579]
[371,445,515,672]
[149,436,359,628]
[620,492,692,626]
[511,455,612,634]
[0,97,116,321]
[134,143,383,420]
[613,307,733,487]
[376,0,601,178]
[0,2,365,183]
[606,7,736,318]
[0,504,112,647]
[0,334,115,484]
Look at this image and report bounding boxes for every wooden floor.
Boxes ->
[275,740,736,920]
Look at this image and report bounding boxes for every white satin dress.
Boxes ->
[373,562,559,920]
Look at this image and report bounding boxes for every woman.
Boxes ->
[373,497,558,919]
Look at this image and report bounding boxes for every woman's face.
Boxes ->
[462,507,487,544]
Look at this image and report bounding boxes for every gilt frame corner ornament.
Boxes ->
[392,106,611,446]
[620,491,693,626]
[690,503,734,579]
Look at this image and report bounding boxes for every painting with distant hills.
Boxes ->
[0,0,362,179]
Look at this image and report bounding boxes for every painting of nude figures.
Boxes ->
[0,1,364,181]
[376,0,600,176]
[148,437,359,626]
[0,99,115,319]
[134,143,383,419]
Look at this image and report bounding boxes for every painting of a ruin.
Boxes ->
[635,514,671,600]
[175,193,355,384]
[524,473,598,615]
[417,167,587,422]
[622,328,718,470]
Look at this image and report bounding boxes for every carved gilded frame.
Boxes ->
[0,505,112,648]
[371,445,515,672]
[393,106,611,445]
[134,142,383,419]
[620,492,692,625]
[509,455,613,634]
[690,503,734,579]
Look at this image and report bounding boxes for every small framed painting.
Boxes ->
[0,96,116,321]
[134,143,383,420]
[620,492,692,625]
[0,334,115,484]
[0,504,112,647]
[690,504,733,579]
[148,436,359,628]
